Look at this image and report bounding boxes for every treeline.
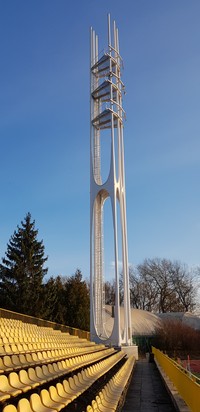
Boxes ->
[0,213,90,330]
[0,213,199,333]
[106,258,198,313]
[130,258,197,312]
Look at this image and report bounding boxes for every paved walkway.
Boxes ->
[122,359,177,412]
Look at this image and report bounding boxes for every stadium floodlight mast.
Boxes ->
[90,14,132,347]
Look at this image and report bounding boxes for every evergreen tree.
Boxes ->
[0,212,48,316]
[41,276,66,324]
[64,269,90,331]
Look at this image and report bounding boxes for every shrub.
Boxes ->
[154,319,200,354]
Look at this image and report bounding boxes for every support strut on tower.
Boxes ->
[90,14,132,347]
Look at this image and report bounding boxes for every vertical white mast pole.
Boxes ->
[90,15,132,347]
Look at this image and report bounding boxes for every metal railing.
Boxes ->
[152,346,200,412]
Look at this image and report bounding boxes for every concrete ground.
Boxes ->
[122,358,177,412]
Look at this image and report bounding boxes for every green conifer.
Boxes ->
[0,212,48,316]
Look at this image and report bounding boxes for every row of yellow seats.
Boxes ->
[0,329,69,339]
[85,351,125,382]
[0,320,33,327]
[0,339,90,354]
[0,340,69,350]
[0,333,89,346]
[0,349,82,373]
[86,355,135,412]
[0,342,104,365]
[0,323,37,332]
[2,351,126,412]
[0,337,72,346]
[0,319,22,325]
[0,336,88,349]
[0,321,67,334]
[0,321,51,333]
[0,320,68,338]
[0,333,85,347]
[0,347,114,377]
[2,375,88,412]
[1,348,116,400]
[0,329,64,334]
[0,325,83,342]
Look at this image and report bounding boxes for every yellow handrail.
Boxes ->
[152,347,200,412]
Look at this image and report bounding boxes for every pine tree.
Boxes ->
[64,269,90,331]
[41,276,66,324]
[0,212,48,316]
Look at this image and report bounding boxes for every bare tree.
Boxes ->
[128,267,157,311]
[137,258,196,313]
[138,259,174,312]
[104,280,115,305]
[170,262,196,312]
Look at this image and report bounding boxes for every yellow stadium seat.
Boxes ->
[49,385,70,407]
[55,382,72,403]
[0,345,6,355]
[52,362,64,377]
[77,371,89,388]
[0,356,9,373]
[62,379,77,398]
[30,393,57,412]
[98,392,116,410]
[24,353,35,366]
[17,397,34,412]
[102,387,113,401]
[4,344,12,354]
[8,371,31,393]
[2,356,14,371]
[81,369,91,384]
[36,351,45,363]
[41,365,54,381]
[27,343,34,352]
[10,344,18,353]
[91,400,99,410]
[68,376,82,395]
[19,354,30,367]
[16,344,24,353]
[2,404,17,412]
[19,369,39,389]
[41,351,49,361]
[56,361,66,373]
[31,352,40,364]
[8,372,31,392]
[21,343,29,351]
[0,389,10,402]
[0,375,21,397]
[86,406,93,412]
[11,355,23,369]
[47,363,59,379]
[46,350,53,359]
[73,374,85,391]
[35,366,47,385]
[40,388,65,411]
[64,358,73,369]
[12,336,19,344]
[27,367,43,387]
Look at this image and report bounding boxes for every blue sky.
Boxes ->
[0,1,200,280]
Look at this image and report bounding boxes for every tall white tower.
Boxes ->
[90,15,132,347]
